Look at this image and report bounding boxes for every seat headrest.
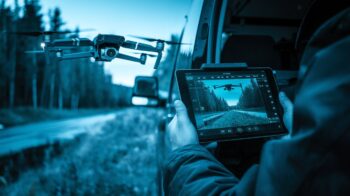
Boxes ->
[221,35,281,69]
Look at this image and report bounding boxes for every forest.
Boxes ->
[0,0,131,111]
[192,81,230,113]
[236,78,265,109]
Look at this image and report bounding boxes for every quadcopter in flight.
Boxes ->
[213,83,243,91]
[12,31,185,69]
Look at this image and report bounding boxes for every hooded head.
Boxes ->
[293,8,350,144]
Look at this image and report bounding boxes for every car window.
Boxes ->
[176,0,205,69]
[168,0,205,101]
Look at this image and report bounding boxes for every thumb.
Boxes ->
[279,92,293,113]
[174,100,191,123]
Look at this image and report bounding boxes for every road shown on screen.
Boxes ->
[200,108,270,130]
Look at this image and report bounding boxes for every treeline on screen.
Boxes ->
[194,79,265,113]
[0,1,131,110]
[193,81,230,112]
[236,79,265,109]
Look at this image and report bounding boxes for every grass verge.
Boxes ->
[0,107,118,128]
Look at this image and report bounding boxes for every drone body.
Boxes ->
[213,84,243,91]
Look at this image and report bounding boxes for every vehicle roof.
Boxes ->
[228,0,313,20]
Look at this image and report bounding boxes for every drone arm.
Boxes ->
[122,40,158,52]
[58,51,94,60]
[117,53,146,65]
[137,43,159,52]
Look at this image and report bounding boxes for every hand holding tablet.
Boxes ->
[176,68,288,143]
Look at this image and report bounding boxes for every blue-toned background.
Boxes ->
[0,0,193,195]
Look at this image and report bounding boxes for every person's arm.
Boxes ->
[164,143,259,195]
[164,98,293,195]
[164,101,259,195]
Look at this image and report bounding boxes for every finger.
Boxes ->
[168,115,176,128]
[279,92,293,112]
[174,100,190,123]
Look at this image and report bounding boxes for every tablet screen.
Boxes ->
[177,68,287,142]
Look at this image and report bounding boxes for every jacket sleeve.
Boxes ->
[163,144,258,196]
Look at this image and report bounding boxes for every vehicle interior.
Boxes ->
[171,0,350,177]
[222,0,350,66]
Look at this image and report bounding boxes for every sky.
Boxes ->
[202,79,253,106]
[8,0,193,87]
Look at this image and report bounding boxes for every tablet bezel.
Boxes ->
[176,67,288,143]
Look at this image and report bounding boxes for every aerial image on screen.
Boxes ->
[189,78,270,130]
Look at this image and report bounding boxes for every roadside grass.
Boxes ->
[0,107,119,128]
[0,107,163,195]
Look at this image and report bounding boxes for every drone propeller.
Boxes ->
[11,31,71,36]
[25,50,45,54]
[6,29,95,37]
[47,38,94,48]
[25,49,65,55]
[128,35,190,45]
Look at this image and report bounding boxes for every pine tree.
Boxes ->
[18,0,43,108]
[8,0,19,108]
[0,0,10,107]
[48,7,64,109]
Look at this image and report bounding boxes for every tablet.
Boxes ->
[176,68,288,143]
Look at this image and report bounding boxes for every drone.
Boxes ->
[213,84,243,91]
[12,31,186,69]
[34,34,167,69]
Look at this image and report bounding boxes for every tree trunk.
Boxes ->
[9,1,18,108]
[58,86,63,110]
[40,50,52,108]
[32,75,37,109]
[40,63,48,107]
[71,94,79,110]
[57,61,63,110]
[9,79,15,108]
[9,34,16,108]
[76,95,80,110]
[31,53,38,109]
[70,95,74,110]
[49,73,55,109]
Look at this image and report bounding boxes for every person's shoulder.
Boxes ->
[317,35,350,59]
